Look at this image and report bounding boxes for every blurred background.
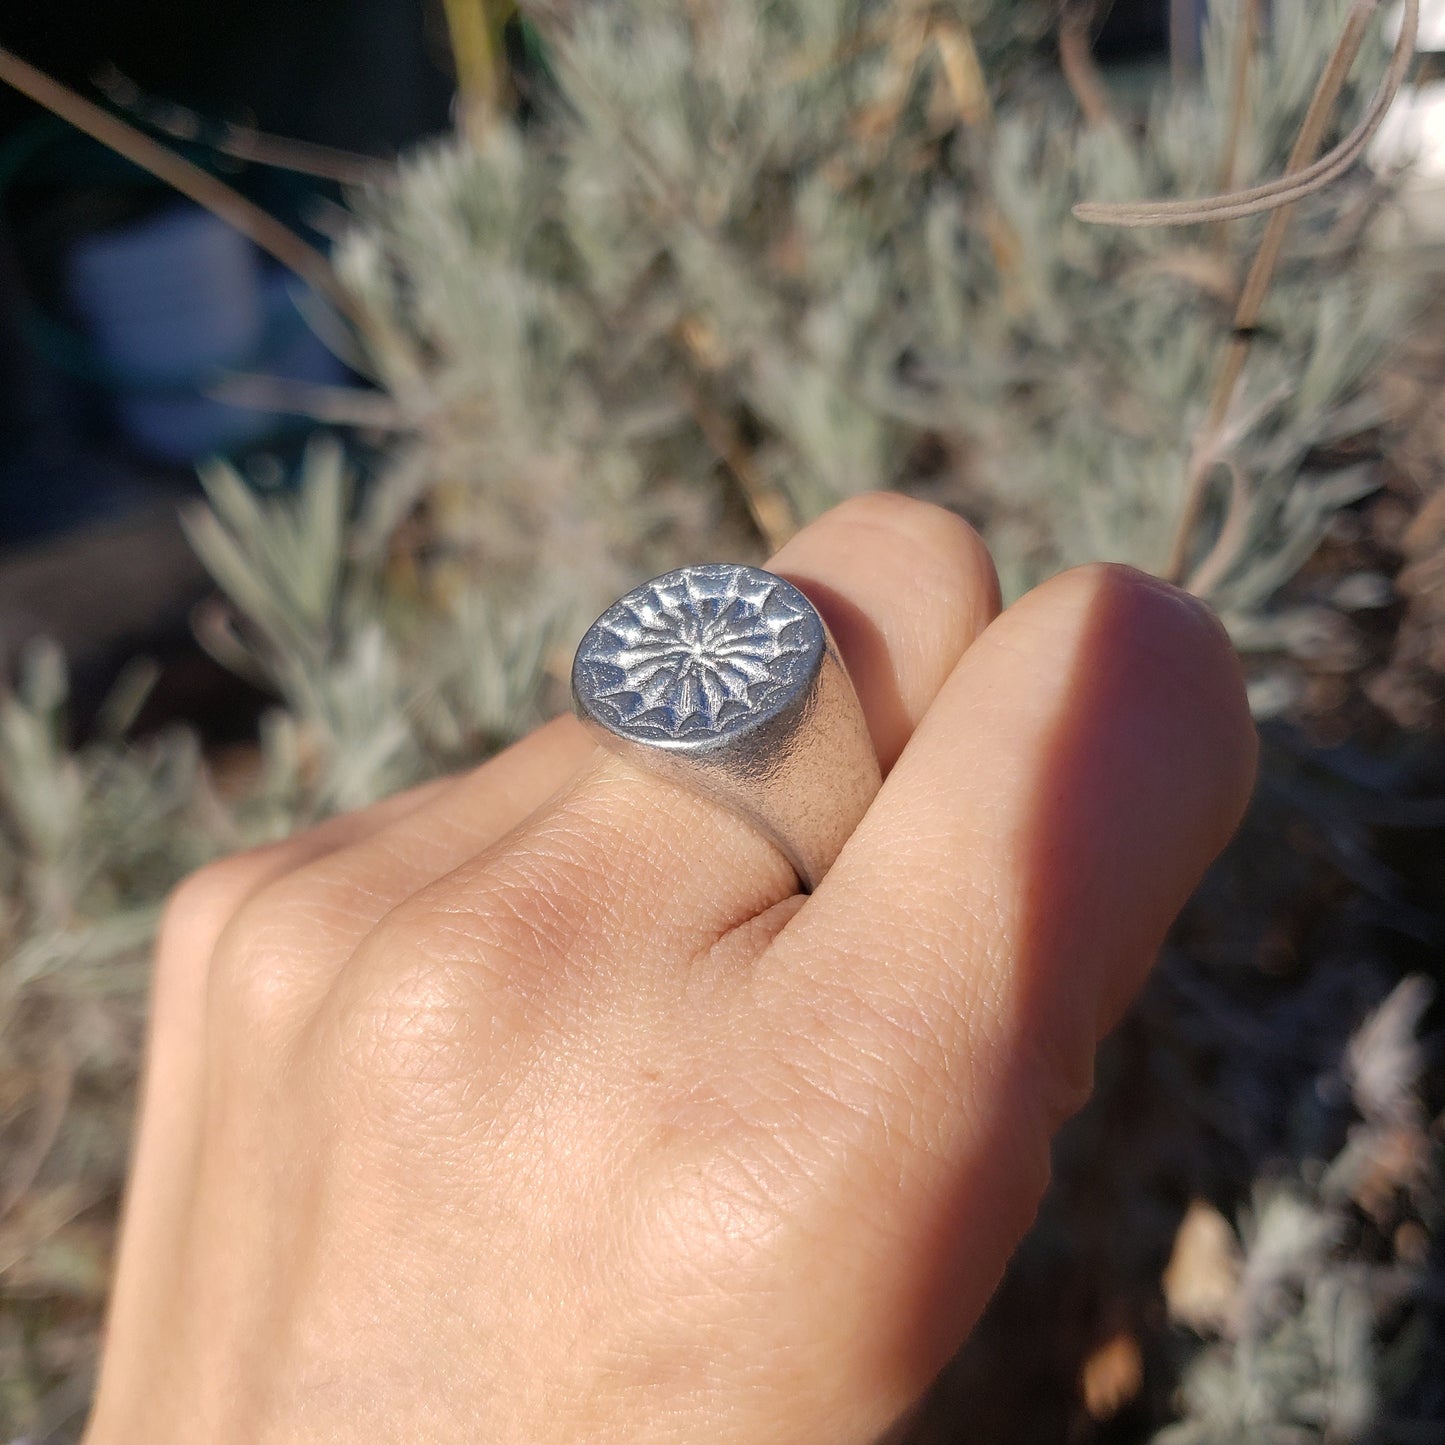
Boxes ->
[2,1,1444,1440]
[0,0,1188,730]
[0,0,453,731]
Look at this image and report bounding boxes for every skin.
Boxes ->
[84,494,1257,1444]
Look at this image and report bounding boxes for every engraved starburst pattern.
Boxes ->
[574,564,819,742]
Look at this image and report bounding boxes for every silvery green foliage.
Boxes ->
[182,440,564,815]
[339,0,1417,632]
[1155,980,1439,1445]
[1156,1187,1378,1442]
[1,0,1440,1436]
[0,643,218,1369]
[0,642,212,1013]
[335,132,725,625]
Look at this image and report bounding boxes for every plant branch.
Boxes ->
[1071,0,1417,586]
[1170,0,1415,586]
[1059,0,1117,129]
[1180,461,1253,597]
[931,21,993,131]
[440,0,510,139]
[676,321,797,553]
[1073,0,1417,228]
[92,66,389,186]
[0,45,371,335]
[1210,0,1258,251]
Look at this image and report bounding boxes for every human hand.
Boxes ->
[86,494,1256,1444]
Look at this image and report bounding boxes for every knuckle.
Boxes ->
[829,490,953,545]
[321,866,585,1119]
[330,951,491,1118]
[158,853,269,959]
[830,492,998,612]
[153,851,281,1012]
[833,490,984,553]
[208,928,308,1042]
[204,879,331,1040]
[462,836,611,975]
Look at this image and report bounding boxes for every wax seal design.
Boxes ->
[572,564,821,744]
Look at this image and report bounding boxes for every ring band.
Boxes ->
[571,563,881,891]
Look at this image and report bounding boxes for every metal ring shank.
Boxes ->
[577,630,878,891]
[570,564,881,892]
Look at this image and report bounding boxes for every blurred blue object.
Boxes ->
[62,203,348,461]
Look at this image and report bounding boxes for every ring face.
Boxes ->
[573,561,879,890]
[572,564,823,746]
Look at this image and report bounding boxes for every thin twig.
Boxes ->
[1074,0,1417,585]
[848,10,930,148]
[0,45,371,335]
[1073,0,1417,228]
[688,388,797,553]
[1059,0,1117,129]
[931,21,993,131]
[1171,0,1416,586]
[1214,0,1258,197]
[1180,461,1253,596]
[93,66,389,186]
[1210,0,1258,251]
[676,322,797,552]
[1170,0,1200,83]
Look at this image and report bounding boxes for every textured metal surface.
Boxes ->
[572,563,881,891]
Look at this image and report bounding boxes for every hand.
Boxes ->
[86,494,1256,1444]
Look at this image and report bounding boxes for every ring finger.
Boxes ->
[327,492,1001,1016]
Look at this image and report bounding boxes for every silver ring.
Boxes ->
[571,563,881,892]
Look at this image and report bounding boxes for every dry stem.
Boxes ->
[1073,0,1418,586]
[1059,1,1117,129]
[441,0,509,141]
[0,45,371,336]
[1210,0,1258,252]
[676,320,798,553]
[93,66,388,186]
[932,21,994,131]
[1172,0,1415,587]
[1074,0,1417,229]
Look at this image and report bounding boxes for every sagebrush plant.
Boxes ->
[340,0,1416,621]
[1154,979,1442,1444]
[2,0,1443,1438]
